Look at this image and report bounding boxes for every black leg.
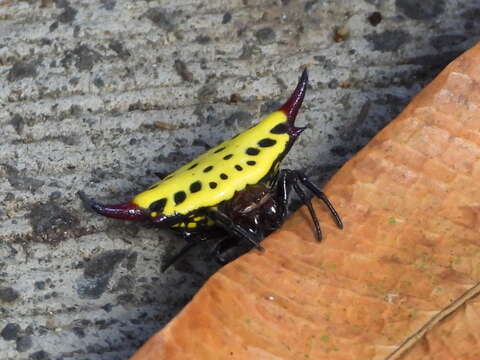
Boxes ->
[161,230,210,272]
[294,171,343,229]
[276,169,343,241]
[161,241,199,272]
[208,209,265,251]
[291,179,322,241]
[210,237,240,265]
[274,170,292,219]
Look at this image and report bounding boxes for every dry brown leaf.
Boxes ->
[400,292,480,360]
[131,43,480,360]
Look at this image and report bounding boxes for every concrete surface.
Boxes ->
[0,0,478,359]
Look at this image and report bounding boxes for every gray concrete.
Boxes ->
[0,0,478,359]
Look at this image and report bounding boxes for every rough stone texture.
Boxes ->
[1,323,21,341]
[0,0,478,359]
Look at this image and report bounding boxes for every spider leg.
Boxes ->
[277,169,343,241]
[211,237,240,265]
[208,209,265,251]
[289,175,323,241]
[161,230,209,272]
[274,170,293,219]
[294,171,343,229]
[161,241,199,272]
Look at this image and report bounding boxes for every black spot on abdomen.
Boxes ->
[235,165,243,171]
[209,182,217,189]
[270,122,288,134]
[190,181,202,193]
[174,191,187,205]
[223,154,233,160]
[220,173,228,180]
[246,147,260,156]
[214,147,226,153]
[258,138,277,147]
[150,198,167,212]
[246,161,256,166]
[188,163,198,170]
[203,165,214,173]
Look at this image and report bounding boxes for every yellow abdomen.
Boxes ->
[132,111,290,216]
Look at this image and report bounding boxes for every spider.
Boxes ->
[79,69,343,271]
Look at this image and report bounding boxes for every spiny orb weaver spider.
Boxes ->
[79,69,343,271]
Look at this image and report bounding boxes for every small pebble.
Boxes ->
[334,26,350,42]
[29,351,51,360]
[16,335,33,352]
[1,323,20,341]
[0,286,19,303]
[368,12,382,26]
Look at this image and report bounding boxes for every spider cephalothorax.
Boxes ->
[79,69,343,270]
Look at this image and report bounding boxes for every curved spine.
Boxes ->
[78,191,147,221]
[279,68,308,137]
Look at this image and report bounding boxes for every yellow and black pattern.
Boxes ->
[132,111,291,219]
[79,69,344,271]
